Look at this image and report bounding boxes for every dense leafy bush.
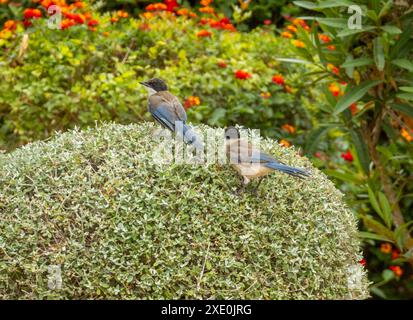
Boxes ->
[0,122,369,299]
[0,1,315,150]
[290,0,413,299]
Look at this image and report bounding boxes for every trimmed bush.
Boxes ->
[0,122,369,299]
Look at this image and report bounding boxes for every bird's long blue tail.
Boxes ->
[265,162,310,179]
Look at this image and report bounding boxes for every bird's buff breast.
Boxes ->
[232,163,273,178]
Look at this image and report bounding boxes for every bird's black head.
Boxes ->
[140,78,168,92]
[224,126,240,140]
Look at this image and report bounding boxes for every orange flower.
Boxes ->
[201,0,213,6]
[146,3,167,11]
[292,18,307,28]
[282,124,296,134]
[286,25,297,32]
[260,92,271,99]
[177,8,189,16]
[189,12,198,18]
[196,29,212,38]
[102,31,110,37]
[391,249,400,260]
[61,19,75,30]
[318,34,331,43]
[234,70,252,80]
[111,17,119,23]
[184,96,201,109]
[327,63,339,75]
[199,6,214,14]
[281,31,293,39]
[328,83,341,97]
[73,1,85,9]
[380,243,392,254]
[291,39,305,48]
[3,20,17,31]
[117,10,129,18]
[389,265,403,277]
[279,139,291,148]
[401,128,413,142]
[327,45,336,51]
[272,74,285,86]
[142,12,154,19]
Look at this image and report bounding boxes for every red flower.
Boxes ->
[164,0,179,12]
[24,8,42,20]
[359,258,366,267]
[272,74,285,86]
[88,19,99,27]
[341,150,353,162]
[391,249,399,260]
[389,265,403,277]
[235,70,252,80]
[264,19,272,25]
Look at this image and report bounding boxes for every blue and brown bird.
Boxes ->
[225,126,310,194]
[140,78,203,151]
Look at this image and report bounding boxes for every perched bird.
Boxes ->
[140,78,203,151]
[225,126,310,194]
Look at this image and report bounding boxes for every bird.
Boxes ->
[225,126,310,194]
[140,78,203,151]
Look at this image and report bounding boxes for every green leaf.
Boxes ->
[391,103,413,118]
[274,58,311,65]
[324,169,361,184]
[392,59,413,72]
[378,192,393,228]
[350,130,371,174]
[368,186,383,218]
[333,80,382,115]
[379,0,393,18]
[391,24,413,58]
[359,231,393,242]
[316,18,348,28]
[399,87,413,93]
[373,37,385,71]
[304,125,332,154]
[397,93,413,101]
[294,0,356,9]
[370,287,387,299]
[341,57,373,68]
[382,269,395,282]
[381,25,402,35]
[337,26,376,37]
[362,215,395,242]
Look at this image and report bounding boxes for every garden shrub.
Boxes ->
[0,122,369,299]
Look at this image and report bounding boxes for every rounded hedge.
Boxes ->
[0,122,369,299]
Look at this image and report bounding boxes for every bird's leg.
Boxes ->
[252,177,265,195]
[235,176,249,196]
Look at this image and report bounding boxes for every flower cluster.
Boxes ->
[380,243,404,277]
[184,96,201,109]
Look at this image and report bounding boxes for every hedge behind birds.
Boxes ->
[0,122,369,299]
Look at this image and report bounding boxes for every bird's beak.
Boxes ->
[139,81,148,87]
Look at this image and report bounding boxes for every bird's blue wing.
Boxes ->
[150,104,182,132]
